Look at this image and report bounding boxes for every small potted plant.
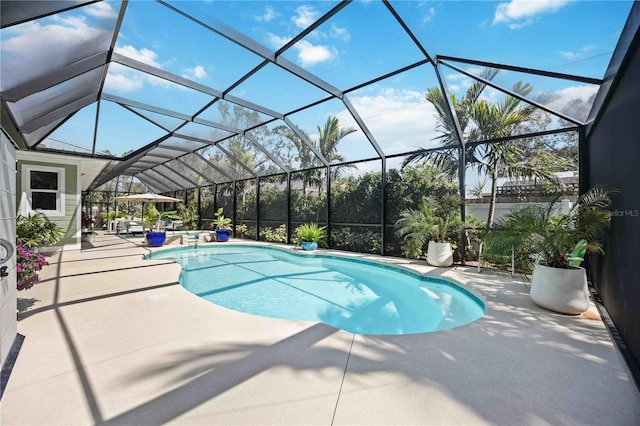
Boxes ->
[395,195,460,267]
[214,208,232,242]
[296,222,326,251]
[485,186,616,314]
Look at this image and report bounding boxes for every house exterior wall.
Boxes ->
[16,152,81,251]
[0,133,17,368]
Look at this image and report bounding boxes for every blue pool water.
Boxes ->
[145,245,485,335]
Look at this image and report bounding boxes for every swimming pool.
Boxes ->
[145,245,485,335]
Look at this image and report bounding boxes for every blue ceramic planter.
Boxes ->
[301,241,318,251]
[216,229,231,242]
[146,231,166,247]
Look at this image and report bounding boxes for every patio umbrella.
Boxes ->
[114,193,183,226]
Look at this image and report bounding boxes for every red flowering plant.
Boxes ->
[16,244,49,291]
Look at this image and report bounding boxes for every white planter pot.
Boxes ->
[530,263,589,314]
[427,241,453,267]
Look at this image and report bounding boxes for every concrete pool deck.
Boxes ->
[2,232,639,425]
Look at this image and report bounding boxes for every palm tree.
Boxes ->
[317,116,357,183]
[312,116,357,196]
[277,116,357,195]
[272,125,319,195]
[404,69,559,229]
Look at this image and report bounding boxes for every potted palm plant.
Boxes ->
[296,222,326,251]
[395,195,460,267]
[213,208,232,242]
[485,186,615,314]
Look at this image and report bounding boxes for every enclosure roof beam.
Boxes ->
[136,172,172,193]
[283,117,330,167]
[1,52,109,102]
[21,93,96,134]
[343,95,385,159]
[439,59,584,126]
[162,163,200,188]
[434,62,467,148]
[101,94,192,122]
[193,153,235,182]
[175,158,218,185]
[437,55,604,85]
[149,167,192,190]
[383,0,434,64]
[244,134,290,174]
[214,143,258,178]
[112,53,222,98]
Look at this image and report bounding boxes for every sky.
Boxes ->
[0,0,634,187]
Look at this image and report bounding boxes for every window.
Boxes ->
[23,165,65,216]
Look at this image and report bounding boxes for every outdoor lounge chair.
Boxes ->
[116,221,144,236]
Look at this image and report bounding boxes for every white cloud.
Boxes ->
[292,5,319,29]
[114,44,162,68]
[104,51,174,93]
[423,7,436,24]
[84,2,118,19]
[0,18,111,90]
[3,11,113,51]
[559,45,596,60]
[182,65,207,80]
[448,84,461,93]
[295,40,336,67]
[336,88,440,155]
[265,33,292,50]
[253,6,279,22]
[103,69,143,92]
[330,23,350,41]
[103,63,144,93]
[192,65,207,79]
[547,84,598,121]
[493,0,570,28]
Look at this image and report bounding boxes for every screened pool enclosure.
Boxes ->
[1,0,636,259]
[4,0,640,388]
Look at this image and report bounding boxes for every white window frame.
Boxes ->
[23,165,65,217]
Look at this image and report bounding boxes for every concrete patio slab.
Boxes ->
[2,232,639,425]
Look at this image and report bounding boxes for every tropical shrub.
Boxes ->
[483,186,615,276]
[395,194,462,259]
[330,227,381,254]
[295,222,327,246]
[259,225,288,243]
[177,200,199,230]
[102,211,127,221]
[16,244,49,290]
[213,208,232,230]
[16,213,63,248]
[235,223,256,239]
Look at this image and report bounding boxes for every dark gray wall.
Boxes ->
[587,35,640,380]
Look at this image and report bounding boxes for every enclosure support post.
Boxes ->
[381,158,386,256]
[197,186,202,230]
[327,165,332,249]
[212,184,218,224]
[232,180,237,237]
[286,173,292,245]
[255,177,260,241]
[578,127,588,196]
[459,148,467,266]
